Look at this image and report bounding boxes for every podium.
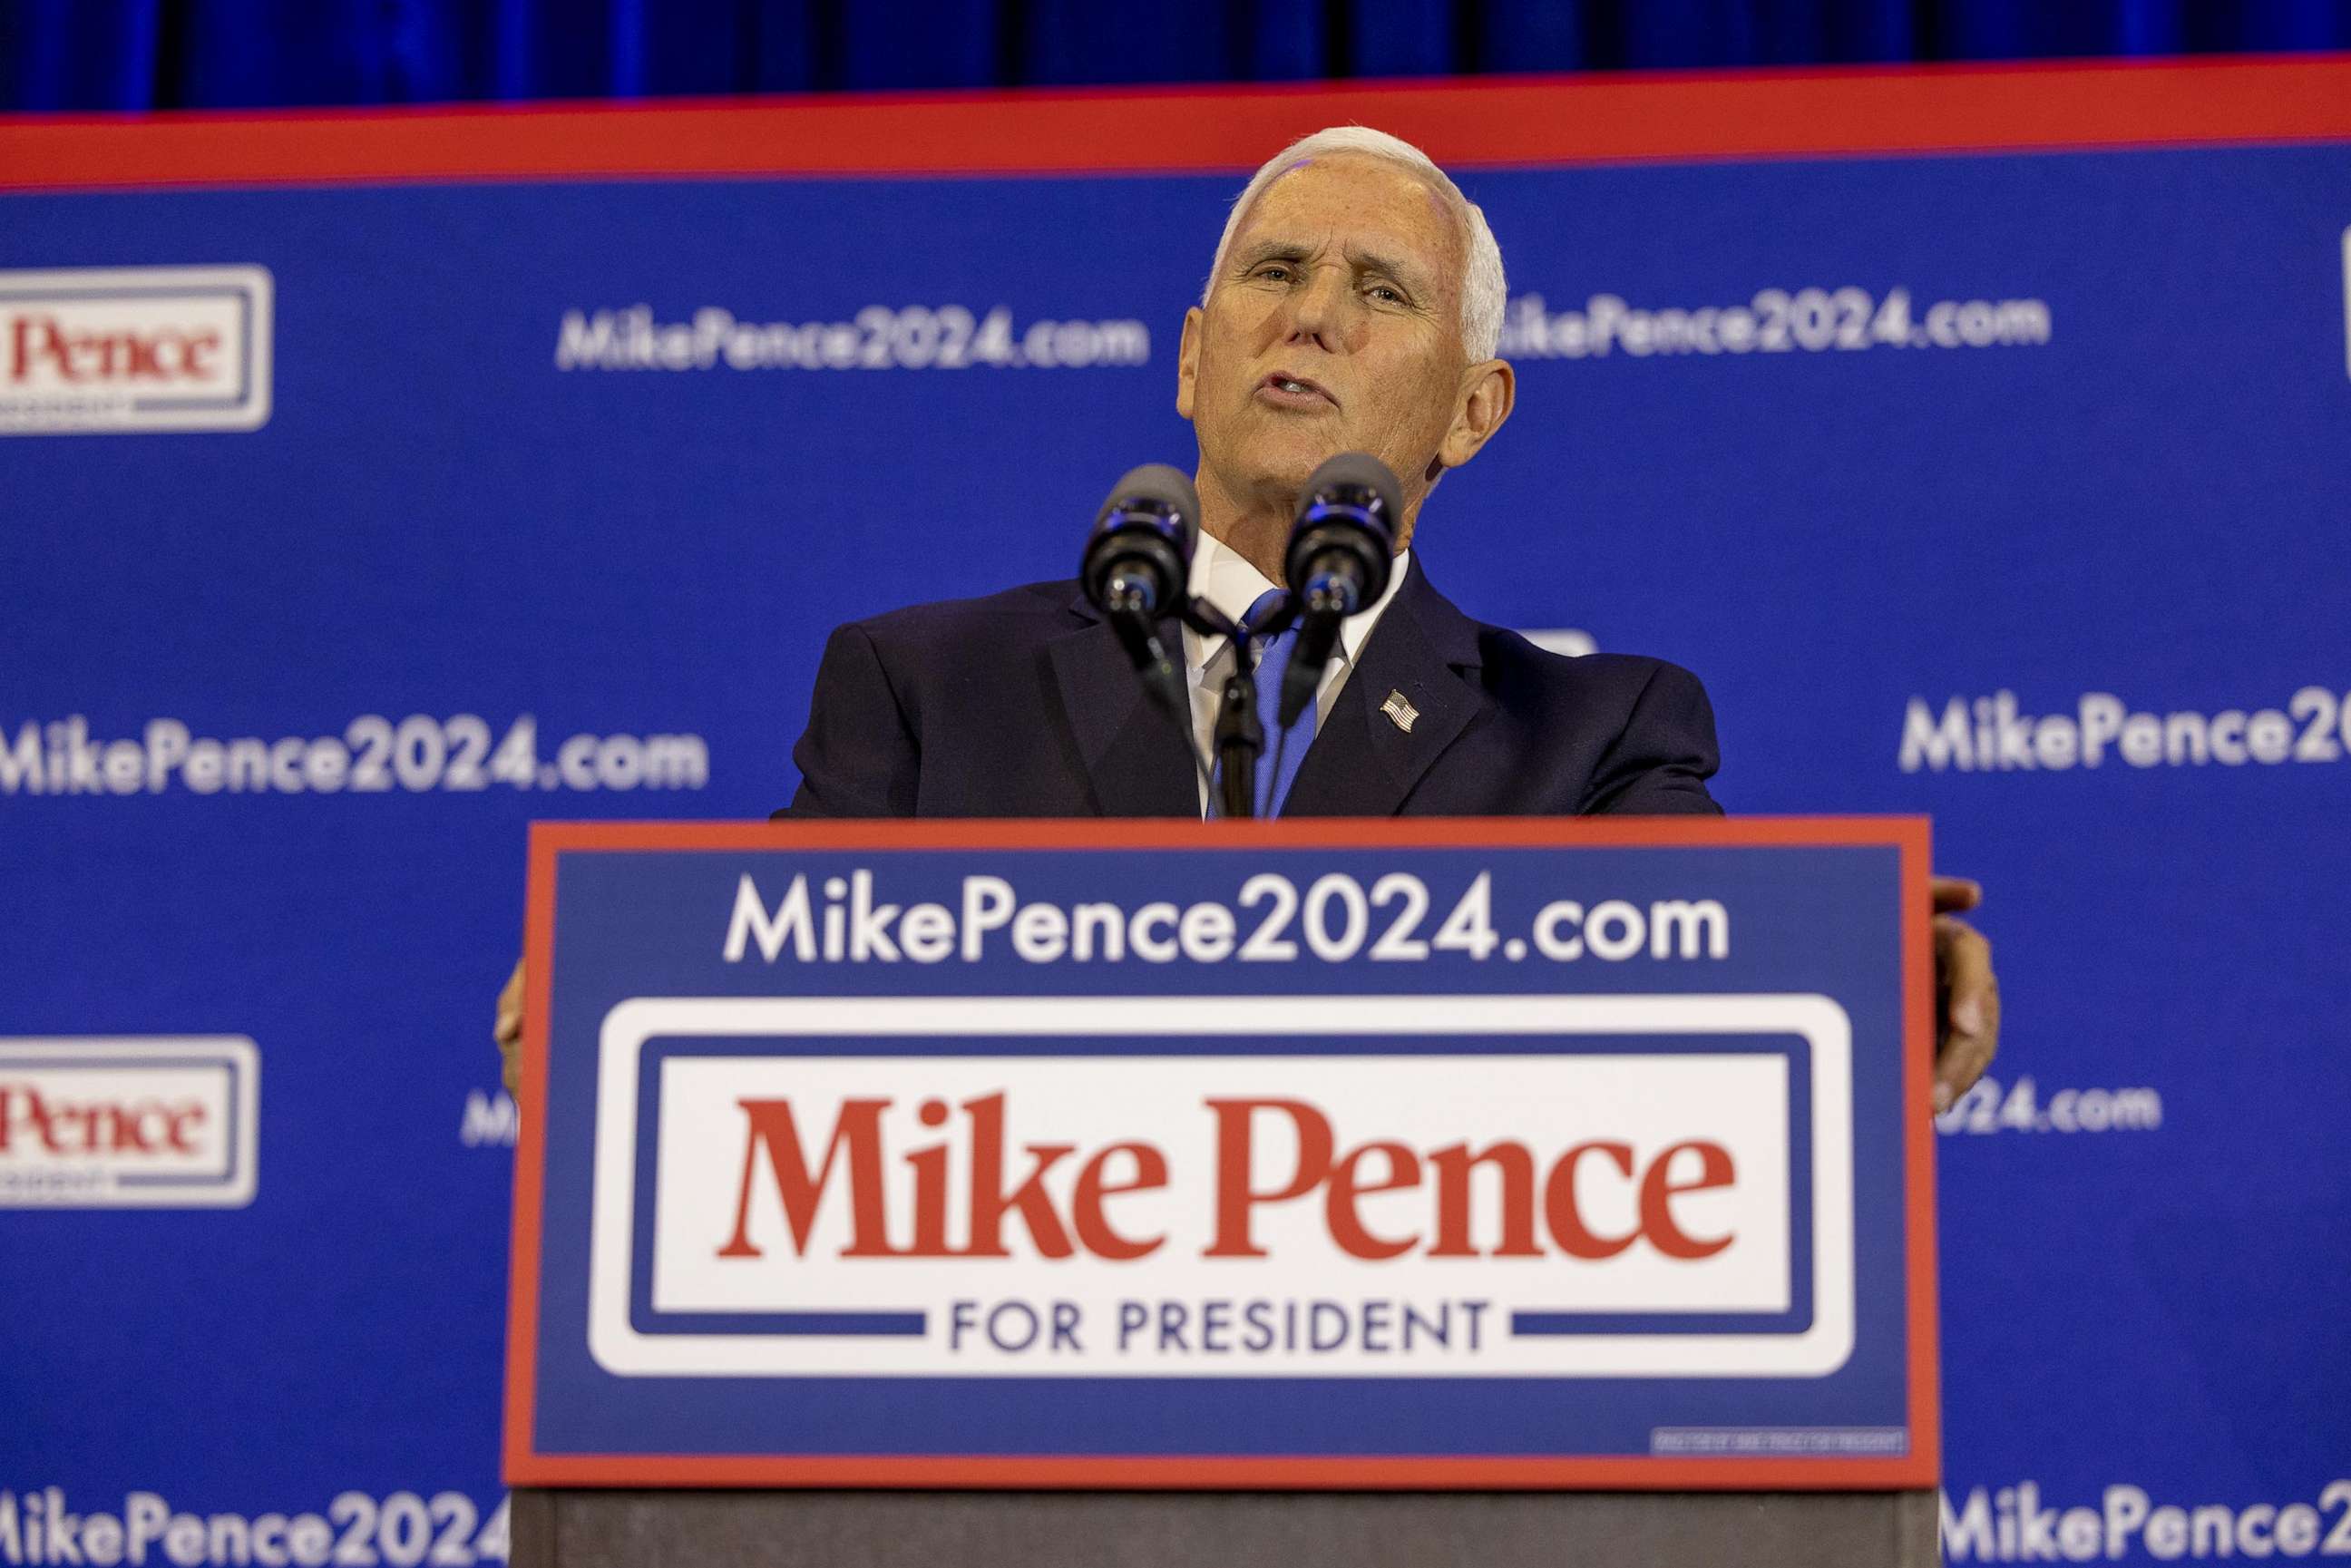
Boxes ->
[505,818,1939,1565]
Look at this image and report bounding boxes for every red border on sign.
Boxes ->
[4,54,2350,191]
[503,814,1937,1490]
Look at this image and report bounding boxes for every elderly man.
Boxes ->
[497,125,1998,1101]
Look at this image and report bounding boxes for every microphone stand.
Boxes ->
[1213,671,1261,819]
[1183,594,1294,820]
[1105,589,1301,819]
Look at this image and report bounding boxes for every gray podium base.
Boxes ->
[513,1486,1938,1568]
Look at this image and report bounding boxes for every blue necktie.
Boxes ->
[1232,586,1317,817]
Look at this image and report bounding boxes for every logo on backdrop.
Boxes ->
[0,1038,259,1208]
[555,303,1149,373]
[460,1088,517,1148]
[1499,285,2052,362]
[0,1487,511,1568]
[0,715,707,799]
[1936,1074,2162,1139]
[1899,688,2351,773]
[0,266,273,434]
[1941,1477,2351,1562]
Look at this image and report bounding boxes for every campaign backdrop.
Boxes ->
[3,67,2348,1566]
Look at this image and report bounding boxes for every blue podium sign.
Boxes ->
[506,817,1936,1489]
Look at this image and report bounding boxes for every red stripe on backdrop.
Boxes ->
[2,54,2349,192]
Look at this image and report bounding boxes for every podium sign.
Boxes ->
[505,818,1936,1489]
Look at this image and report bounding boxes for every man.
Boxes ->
[497,126,1998,1099]
[785,127,1712,821]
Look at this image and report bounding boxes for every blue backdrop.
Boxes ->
[2,90,2348,1566]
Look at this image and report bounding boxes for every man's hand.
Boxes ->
[494,957,524,1096]
[1931,876,1999,1113]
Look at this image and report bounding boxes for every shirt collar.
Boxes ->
[1182,529,1412,673]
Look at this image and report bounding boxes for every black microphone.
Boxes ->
[1276,452,1400,727]
[1082,463,1198,623]
[1079,466,1205,780]
[1080,463,1198,696]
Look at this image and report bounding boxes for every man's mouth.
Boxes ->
[1258,371,1337,410]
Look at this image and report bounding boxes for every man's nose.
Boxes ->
[1283,264,1351,349]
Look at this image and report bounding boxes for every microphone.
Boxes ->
[1079,465,1211,793]
[1082,463,1198,624]
[1276,452,1400,728]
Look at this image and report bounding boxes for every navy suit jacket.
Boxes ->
[784,558,1722,818]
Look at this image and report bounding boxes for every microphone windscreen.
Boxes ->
[1097,463,1201,553]
[1301,452,1401,534]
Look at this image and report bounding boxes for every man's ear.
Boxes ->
[1437,358,1517,470]
[1176,307,1203,421]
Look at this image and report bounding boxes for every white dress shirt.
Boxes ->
[1180,530,1412,815]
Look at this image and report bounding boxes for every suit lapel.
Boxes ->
[1045,594,1201,818]
[1283,560,1487,818]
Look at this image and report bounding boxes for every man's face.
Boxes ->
[1178,153,1475,524]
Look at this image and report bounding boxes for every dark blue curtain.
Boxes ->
[2,0,2346,112]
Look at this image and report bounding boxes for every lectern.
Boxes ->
[505,818,1939,1566]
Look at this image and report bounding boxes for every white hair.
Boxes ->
[1201,125,1507,362]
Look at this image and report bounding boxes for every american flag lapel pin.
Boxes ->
[1381,689,1419,734]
